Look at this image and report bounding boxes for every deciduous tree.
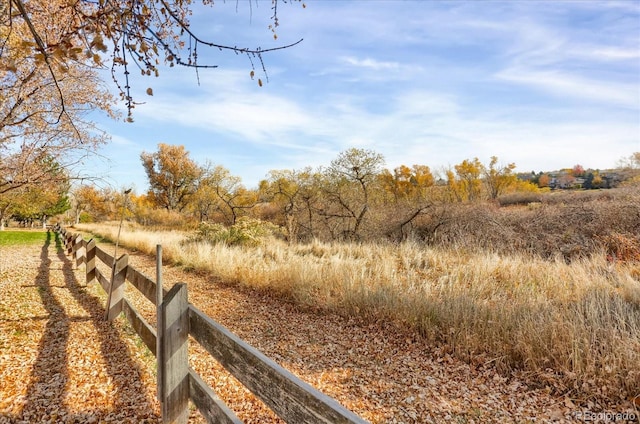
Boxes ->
[259,167,323,242]
[3,167,70,227]
[617,152,640,169]
[591,171,603,188]
[1,152,69,199]
[141,143,201,212]
[70,185,100,224]
[484,156,516,200]
[260,169,302,240]
[322,148,385,240]
[382,164,434,203]
[538,173,551,188]
[572,164,585,177]
[1,0,115,191]
[196,163,256,225]
[557,173,575,189]
[447,158,483,202]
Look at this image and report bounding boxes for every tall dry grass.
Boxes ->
[74,222,640,399]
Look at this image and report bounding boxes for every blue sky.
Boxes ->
[86,0,640,192]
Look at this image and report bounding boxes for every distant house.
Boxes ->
[522,168,626,191]
[516,172,535,182]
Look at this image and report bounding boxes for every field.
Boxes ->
[74,201,640,408]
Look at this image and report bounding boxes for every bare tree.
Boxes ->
[198,163,256,225]
[322,148,385,241]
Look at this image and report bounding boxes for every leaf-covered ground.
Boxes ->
[0,233,160,423]
[1,233,637,423]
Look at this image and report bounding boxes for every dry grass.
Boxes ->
[74,222,640,402]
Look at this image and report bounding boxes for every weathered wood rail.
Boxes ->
[54,224,367,424]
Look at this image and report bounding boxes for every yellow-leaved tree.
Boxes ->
[141,143,202,212]
[448,158,483,202]
[483,156,517,200]
[196,163,256,225]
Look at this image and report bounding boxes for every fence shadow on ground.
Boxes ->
[18,231,72,422]
[7,231,160,423]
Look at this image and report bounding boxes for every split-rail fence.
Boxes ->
[54,225,367,424]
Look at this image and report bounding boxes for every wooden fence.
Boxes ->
[54,225,367,424]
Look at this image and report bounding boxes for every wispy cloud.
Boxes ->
[144,95,313,146]
[576,46,640,62]
[341,56,400,71]
[496,68,639,108]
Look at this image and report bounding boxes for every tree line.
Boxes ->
[2,143,638,238]
[45,144,636,242]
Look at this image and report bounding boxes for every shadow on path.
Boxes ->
[9,231,159,422]
[18,231,71,422]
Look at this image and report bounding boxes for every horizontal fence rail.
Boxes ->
[54,224,367,424]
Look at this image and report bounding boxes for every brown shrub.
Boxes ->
[600,233,640,263]
[497,192,542,206]
[414,188,640,261]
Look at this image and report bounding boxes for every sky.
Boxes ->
[85,0,640,192]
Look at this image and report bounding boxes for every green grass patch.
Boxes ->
[0,230,49,246]
[86,234,108,243]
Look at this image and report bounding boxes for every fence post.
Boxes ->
[160,283,190,424]
[105,254,129,321]
[74,234,84,269]
[156,245,164,403]
[86,239,96,285]
[65,232,73,255]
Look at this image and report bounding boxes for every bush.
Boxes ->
[497,192,542,207]
[188,217,278,247]
[134,208,189,229]
[78,212,94,223]
[600,233,640,263]
[189,222,228,244]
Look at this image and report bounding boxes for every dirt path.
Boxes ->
[1,233,635,423]
[0,233,160,423]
